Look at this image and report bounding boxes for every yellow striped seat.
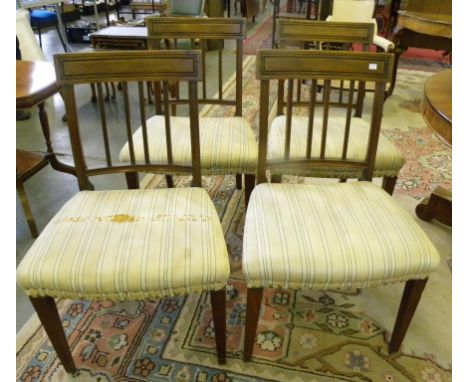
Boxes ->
[17,188,230,300]
[243,182,440,290]
[119,115,258,175]
[268,115,405,178]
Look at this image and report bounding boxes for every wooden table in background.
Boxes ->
[388,4,451,96]
[16,60,76,177]
[415,69,452,226]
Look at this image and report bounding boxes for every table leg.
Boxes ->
[416,187,452,226]
[387,41,407,96]
[37,102,76,176]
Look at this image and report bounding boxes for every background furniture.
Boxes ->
[30,9,67,50]
[16,9,47,62]
[416,69,451,226]
[19,0,71,51]
[16,150,49,238]
[388,0,451,95]
[16,50,230,372]
[326,0,393,52]
[16,61,77,179]
[274,19,404,195]
[123,17,257,207]
[242,48,440,361]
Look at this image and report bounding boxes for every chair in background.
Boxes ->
[242,49,440,361]
[326,0,394,52]
[16,150,48,238]
[273,19,404,195]
[16,50,230,372]
[120,17,257,207]
[29,8,67,51]
[16,9,47,62]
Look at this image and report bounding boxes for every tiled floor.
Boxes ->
[16,3,279,332]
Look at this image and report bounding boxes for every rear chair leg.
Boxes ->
[382,176,397,195]
[389,279,428,353]
[235,173,243,190]
[125,172,139,189]
[244,287,263,361]
[210,288,227,365]
[165,175,174,188]
[244,174,255,208]
[29,296,76,373]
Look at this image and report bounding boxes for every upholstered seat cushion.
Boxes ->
[268,115,404,177]
[30,10,58,23]
[17,188,230,300]
[119,115,257,174]
[242,182,440,290]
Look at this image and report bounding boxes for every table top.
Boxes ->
[16,60,61,109]
[397,10,452,38]
[423,69,451,145]
[91,26,148,38]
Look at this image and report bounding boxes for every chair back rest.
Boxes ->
[277,19,374,47]
[255,49,393,183]
[276,19,376,114]
[146,16,246,116]
[16,9,46,61]
[54,50,203,190]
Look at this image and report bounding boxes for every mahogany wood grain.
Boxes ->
[16,61,60,109]
[243,288,263,361]
[30,297,77,373]
[389,279,428,353]
[210,288,227,364]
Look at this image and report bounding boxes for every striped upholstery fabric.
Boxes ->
[119,115,257,175]
[17,188,230,300]
[268,116,405,177]
[243,182,440,290]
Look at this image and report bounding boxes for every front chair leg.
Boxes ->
[244,287,263,361]
[210,288,227,365]
[244,174,255,208]
[389,278,428,353]
[29,296,77,374]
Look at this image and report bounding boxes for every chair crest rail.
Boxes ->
[54,50,202,84]
[277,19,375,45]
[256,50,393,82]
[146,17,246,40]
